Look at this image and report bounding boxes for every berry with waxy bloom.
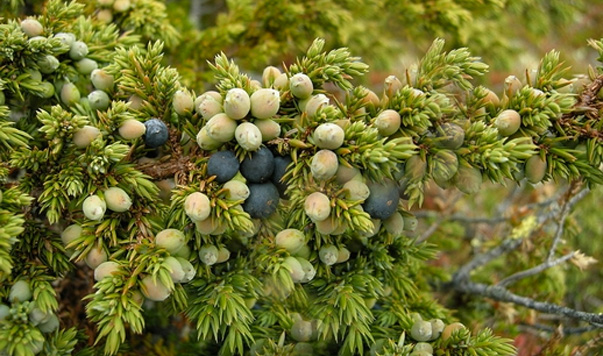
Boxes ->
[224,88,251,120]
[104,187,132,212]
[313,123,345,150]
[184,192,211,222]
[155,229,186,254]
[118,119,146,139]
[83,195,106,220]
[250,88,280,119]
[290,73,313,99]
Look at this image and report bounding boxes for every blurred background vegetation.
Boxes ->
[2,0,602,353]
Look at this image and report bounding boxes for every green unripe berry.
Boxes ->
[104,187,132,212]
[296,257,316,283]
[525,155,547,184]
[315,216,337,234]
[336,247,351,263]
[176,257,196,283]
[184,192,211,222]
[275,228,305,254]
[173,89,194,115]
[432,150,459,184]
[235,122,262,151]
[199,245,219,266]
[335,165,360,185]
[38,313,59,333]
[118,119,146,139]
[61,224,82,246]
[223,179,250,201]
[290,73,313,99]
[128,94,144,110]
[250,88,280,119]
[313,123,345,150]
[38,55,60,74]
[195,91,222,119]
[54,32,76,47]
[283,256,305,283]
[495,109,521,136]
[262,66,281,87]
[304,192,331,222]
[375,109,401,136]
[484,88,500,107]
[73,125,100,148]
[343,180,370,201]
[304,94,329,116]
[90,69,115,91]
[85,245,108,269]
[411,320,433,342]
[0,304,11,320]
[141,275,171,301]
[224,88,250,120]
[82,195,106,220]
[9,280,32,303]
[291,318,313,342]
[254,119,281,141]
[88,90,110,111]
[405,155,427,181]
[113,0,131,12]
[60,82,80,106]
[173,244,191,259]
[205,113,237,142]
[94,261,120,281]
[69,41,88,60]
[435,122,465,150]
[195,217,219,235]
[293,244,312,259]
[319,244,339,266]
[165,256,185,283]
[38,82,55,99]
[197,126,223,150]
[414,342,433,353]
[156,229,186,254]
[504,75,522,97]
[20,19,44,37]
[429,319,445,340]
[310,149,338,181]
[216,247,231,264]
[384,75,403,97]
[75,58,98,75]
[383,212,405,236]
[441,322,466,341]
[452,165,482,194]
[97,9,113,23]
[273,72,289,91]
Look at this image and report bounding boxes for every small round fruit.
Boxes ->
[383,212,405,236]
[85,245,108,269]
[363,180,399,220]
[75,58,98,75]
[411,320,433,342]
[73,125,100,148]
[275,228,305,254]
[283,256,305,283]
[250,88,280,119]
[405,155,427,181]
[310,149,338,181]
[38,55,59,74]
[54,32,76,47]
[441,322,466,341]
[296,257,316,283]
[38,313,59,333]
[429,319,445,340]
[96,9,113,23]
[240,146,274,183]
[29,307,51,326]
[495,109,521,136]
[291,318,313,342]
[90,69,115,91]
[336,247,351,263]
[141,275,171,301]
[155,229,186,254]
[452,165,482,194]
[88,90,110,111]
[375,110,401,136]
[224,88,250,120]
[414,343,433,353]
[118,119,146,139]
[254,119,281,141]
[184,192,211,222]
[319,244,339,266]
[173,90,194,115]
[195,92,223,119]
[199,245,219,266]
[304,192,331,222]
[128,94,144,110]
[432,150,459,184]
[335,165,360,185]
[271,155,292,196]
[21,19,43,37]
[313,123,345,150]
[435,122,465,150]
[384,75,403,97]
[164,256,185,283]
[216,247,230,263]
[0,304,10,320]
[61,224,82,246]
[273,73,289,91]
[242,183,280,219]
[196,126,222,150]
[403,214,418,232]
[69,40,89,60]
[104,187,132,212]
[525,154,547,184]
[83,195,106,221]
[195,217,219,235]
[143,118,169,148]
[304,94,329,116]
[207,150,239,183]
[38,82,55,99]
[60,83,80,106]
[9,280,32,303]
[315,216,337,234]
[235,122,262,151]
[113,0,130,12]
[223,180,250,201]
[290,73,313,99]
[504,75,522,97]
[343,180,370,201]
[262,66,281,87]
[176,257,196,283]
[94,261,120,281]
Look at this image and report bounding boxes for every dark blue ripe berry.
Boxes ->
[240,146,274,183]
[363,180,400,220]
[243,183,279,219]
[143,118,169,148]
[272,155,292,197]
[207,150,239,183]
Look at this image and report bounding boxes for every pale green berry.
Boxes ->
[224,88,250,120]
[411,320,433,342]
[319,244,339,265]
[61,224,82,246]
[495,109,521,136]
[504,75,522,97]
[9,280,32,303]
[216,247,230,263]
[104,187,132,212]
[141,275,171,301]
[283,256,305,283]
[54,32,76,47]
[199,245,219,266]
[335,165,360,185]
[235,122,262,151]
[60,82,80,106]
[205,113,238,142]
[113,0,131,12]
[118,119,146,139]
[296,257,316,283]
[432,150,459,185]
[195,217,218,235]
[155,229,186,254]
[0,304,10,321]
[313,123,345,150]
[38,55,59,74]
[38,313,59,333]
[29,307,51,326]
[383,212,405,236]
[484,88,500,107]
[273,72,289,91]
[344,180,370,201]
[525,154,547,184]
[88,90,110,111]
[97,9,113,23]
[223,180,250,201]
[290,73,313,99]
[176,257,196,283]
[441,322,466,341]
[83,195,106,221]
[384,75,403,97]
[310,149,338,181]
[173,244,191,259]
[262,66,281,87]
[293,244,311,259]
[173,89,194,115]
[336,246,351,263]
[21,19,44,37]
[26,68,42,81]
[254,119,281,141]
[128,94,144,110]
[452,165,482,194]
[360,87,380,107]
[69,41,88,60]
[73,125,100,148]
[405,155,427,181]
[304,94,329,116]
[94,261,120,281]
[196,126,223,150]
[250,88,280,119]
[85,244,108,269]
[75,58,98,74]
[429,319,445,340]
[291,318,313,342]
[184,192,211,222]
[315,216,337,234]
[195,91,222,119]
[304,192,331,222]
[38,82,55,99]
[91,69,115,91]
[164,256,185,283]
[414,342,433,353]
[275,228,305,254]
[375,109,401,136]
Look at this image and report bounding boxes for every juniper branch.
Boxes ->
[497,251,576,288]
